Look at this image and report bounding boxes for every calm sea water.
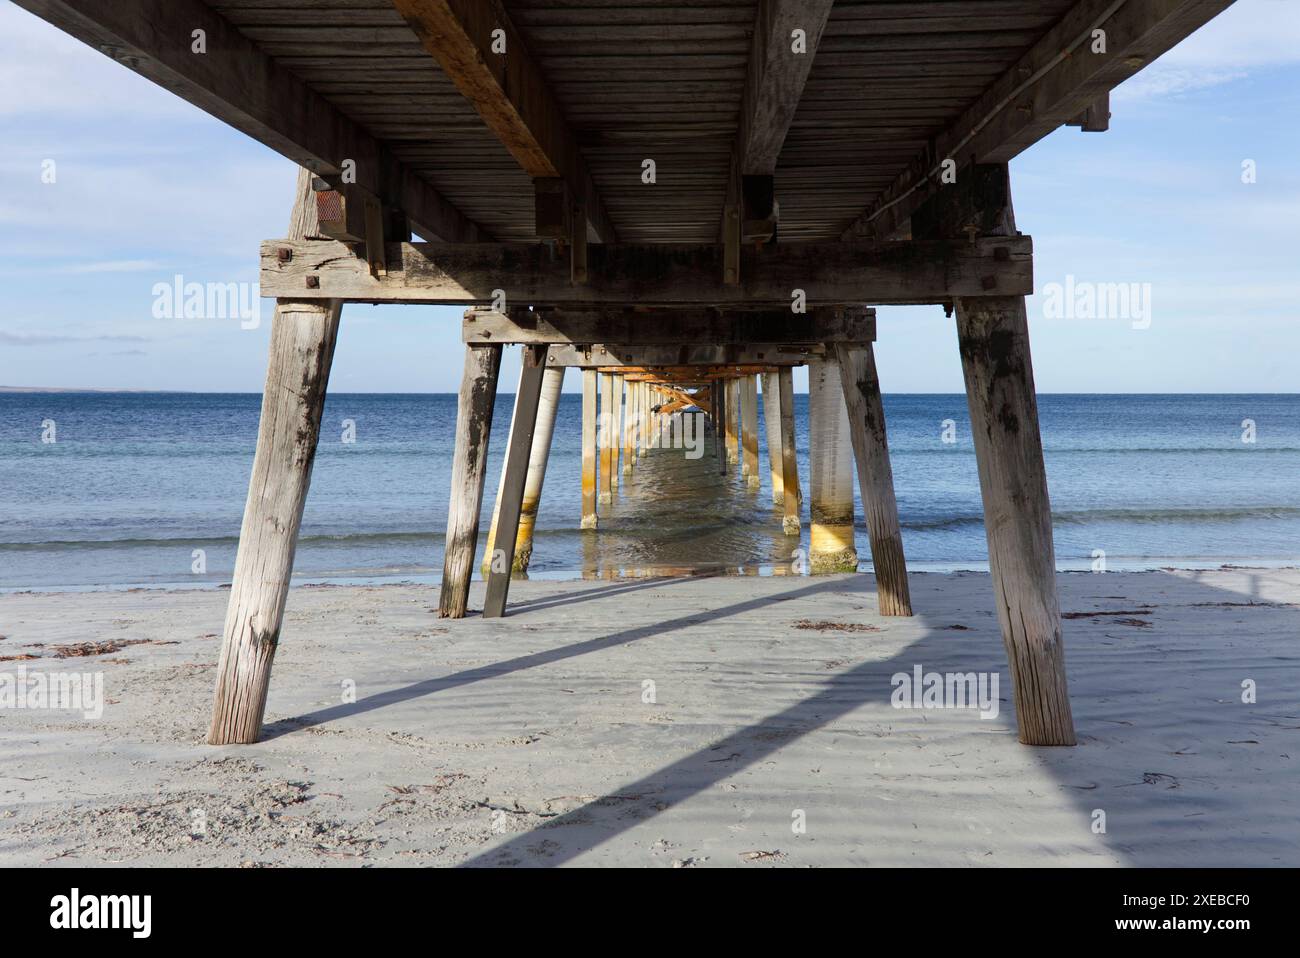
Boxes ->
[1,392,1297,590]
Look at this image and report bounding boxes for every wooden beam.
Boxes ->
[545,344,826,368]
[262,238,1032,306]
[725,0,835,243]
[483,345,548,618]
[617,365,785,382]
[1067,92,1111,132]
[841,0,1235,240]
[739,0,833,174]
[391,0,615,243]
[469,307,872,346]
[13,0,488,243]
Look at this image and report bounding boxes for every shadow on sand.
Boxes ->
[268,561,1299,866]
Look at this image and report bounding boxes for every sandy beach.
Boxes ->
[1,568,1296,867]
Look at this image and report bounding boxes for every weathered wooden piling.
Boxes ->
[437,342,503,619]
[807,358,858,573]
[740,375,760,487]
[483,364,563,573]
[715,379,728,475]
[761,372,784,506]
[610,373,623,489]
[599,372,615,504]
[777,367,801,535]
[835,343,912,616]
[725,377,740,466]
[622,376,634,474]
[207,170,342,745]
[483,345,548,617]
[958,297,1075,744]
[581,368,599,529]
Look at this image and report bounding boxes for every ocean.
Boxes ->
[1,392,1297,591]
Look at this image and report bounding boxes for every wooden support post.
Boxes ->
[599,372,615,503]
[725,378,740,466]
[640,382,649,456]
[957,296,1075,745]
[761,372,784,506]
[483,364,563,573]
[622,375,634,475]
[807,357,857,573]
[581,368,598,530]
[741,374,760,488]
[635,382,645,459]
[611,374,623,487]
[713,381,725,473]
[483,345,548,618]
[207,169,342,746]
[437,342,504,618]
[778,367,800,535]
[626,381,637,467]
[518,365,563,570]
[930,161,1073,745]
[835,343,913,617]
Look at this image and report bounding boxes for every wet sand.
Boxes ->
[1,569,1297,867]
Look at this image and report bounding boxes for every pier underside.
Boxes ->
[15,0,1238,747]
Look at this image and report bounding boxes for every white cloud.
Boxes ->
[0,4,196,120]
[55,259,164,274]
[1116,0,1300,100]
[0,330,151,346]
[1115,68,1248,100]
[1155,0,1300,69]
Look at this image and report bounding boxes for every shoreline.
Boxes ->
[2,569,1297,866]
[4,558,1299,596]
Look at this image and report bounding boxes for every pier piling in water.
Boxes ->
[741,375,760,488]
[807,356,859,574]
[484,363,563,573]
[761,372,784,507]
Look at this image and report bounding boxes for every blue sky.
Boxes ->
[1,0,1297,393]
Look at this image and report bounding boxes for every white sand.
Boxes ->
[1,569,1297,867]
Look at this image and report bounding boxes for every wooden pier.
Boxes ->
[17,0,1237,747]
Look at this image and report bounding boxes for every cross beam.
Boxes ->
[545,344,831,368]
[724,0,835,242]
[391,0,615,243]
[464,306,874,346]
[260,238,1030,306]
